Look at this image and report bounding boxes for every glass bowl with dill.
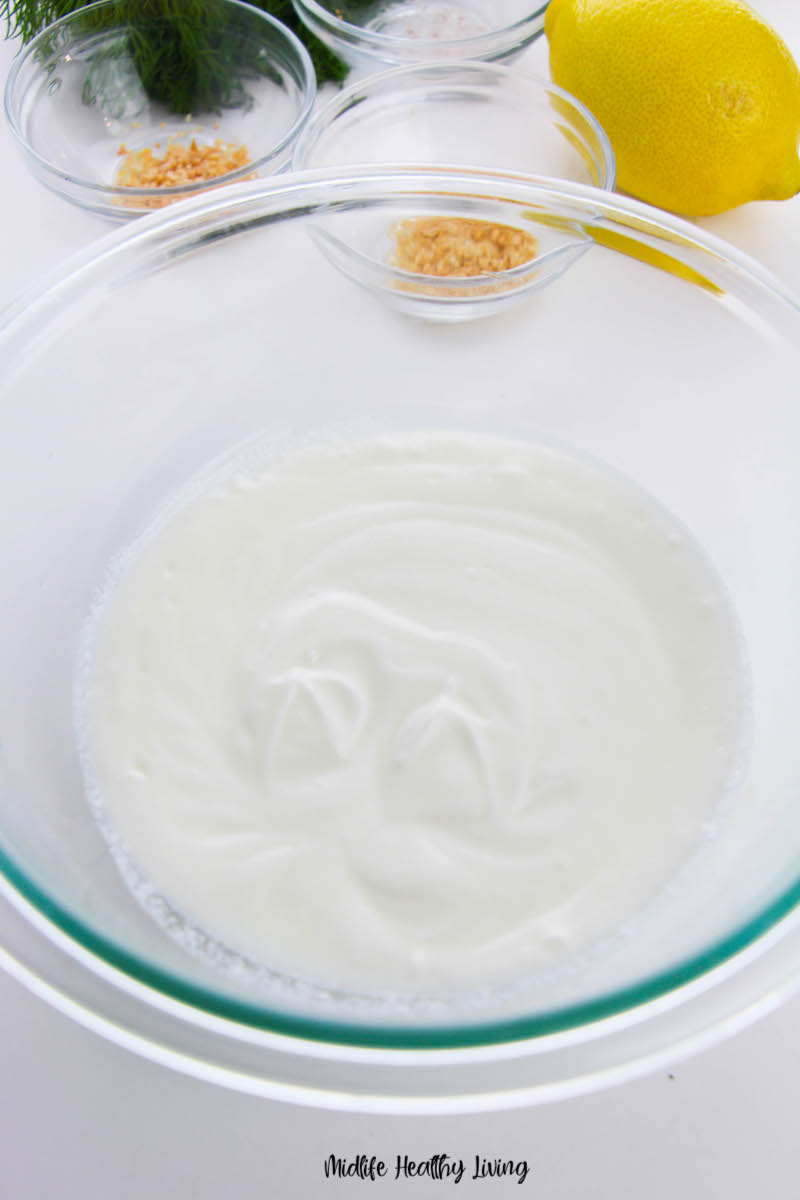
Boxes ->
[4,0,316,219]
[291,0,550,72]
[292,62,615,321]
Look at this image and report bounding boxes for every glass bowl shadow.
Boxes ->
[292,63,616,321]
[4,0,316,220]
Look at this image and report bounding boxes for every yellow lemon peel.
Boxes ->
[546,0,800,216]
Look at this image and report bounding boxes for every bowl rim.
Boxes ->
[3,0,317,203]
[291,0,551,60]
[2,165,800,1059]
[292,60,617,195]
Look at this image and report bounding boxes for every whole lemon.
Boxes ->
[546,0,800,215]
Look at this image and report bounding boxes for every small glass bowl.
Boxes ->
[291,0,550,72]
[292,62,615,320]
[4,0,316,220]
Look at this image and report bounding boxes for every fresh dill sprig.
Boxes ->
[0,0,357,87]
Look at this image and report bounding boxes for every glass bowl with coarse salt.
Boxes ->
[291,0,550,72]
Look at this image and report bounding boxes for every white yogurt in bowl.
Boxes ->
[76,431,749,999]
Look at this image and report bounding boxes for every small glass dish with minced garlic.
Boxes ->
[292,62,615,320]
[4,0,316,219]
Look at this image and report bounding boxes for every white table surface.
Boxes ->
[3,5,800,1197]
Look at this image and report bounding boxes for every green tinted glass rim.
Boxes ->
[2,166,800,1052]
[3,840,800,1049]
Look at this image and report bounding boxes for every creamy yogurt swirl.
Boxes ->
[78,432,749,994]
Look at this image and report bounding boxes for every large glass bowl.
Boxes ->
[2,166,800,1112]
[291,0,550,72]
[3,0,316,219]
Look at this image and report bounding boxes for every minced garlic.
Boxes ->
[389,216,538,277]
[115,136,252,209]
